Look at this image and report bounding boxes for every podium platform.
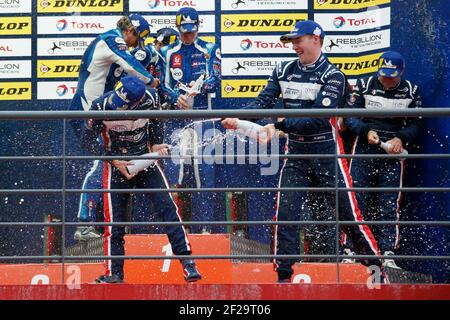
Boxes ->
[123,234,369,284]
[0,234,429,285]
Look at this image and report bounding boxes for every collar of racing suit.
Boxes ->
[376,76,402,91]
[297,53,327,73]
[181,40,196,46]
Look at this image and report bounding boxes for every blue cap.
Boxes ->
[176,7,199,33]
[378,51,405,78]
[280,20,325,43]
[155,27,179,46]
[129,14,151,47]
[131,47,152,69]
[110,76,146,110]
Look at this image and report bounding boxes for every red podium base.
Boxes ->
[0,234,448,300]
[0,234,369,284]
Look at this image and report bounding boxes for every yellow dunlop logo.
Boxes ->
[314,0,390,9]
[330,53,382,76]
[222,13,308,32]
[144,36,215,46]
[0,82,31,100]
[222,80,267,98]
[37,60,81,78]
[38,0,123,13]
[0,17,32,35]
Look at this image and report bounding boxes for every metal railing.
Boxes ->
[0,108,449,284]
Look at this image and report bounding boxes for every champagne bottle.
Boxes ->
[126,152,160,175]
[235,120,267,142]
[379,141,408,157]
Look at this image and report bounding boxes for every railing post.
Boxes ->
[61,118,67,285]
[334,116,341,284]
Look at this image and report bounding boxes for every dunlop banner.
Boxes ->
[37,59,81,78]
[221,13,308,33]
[37,0,123,13]
[222,80,267,98]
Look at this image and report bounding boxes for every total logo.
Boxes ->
[333,16,376,28]
[240,38,289,51]
[240,39,252,51]
[147,0,160,8]
[333,16,345,28]
[55,19,104,31]
[0,45,12,53]
[56,19,68,31]
[148,0,196,8]
[56,84,68,96]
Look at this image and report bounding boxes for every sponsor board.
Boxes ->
[222,57,292,76]
[0,60,31,79]
[314,0,390,10]
[323,29,390,54]
[0,39,31,57]
[37,60,81,78]
[221,36,293,55]
[330,52,382,76]
[37,38,94,56]
[314,7,390,32]
[37,16,119,34]
[221,13,307,33]
[0,82,31,100]
[0,17,32,35]
[144,36,215,46]
[0,0,31,13]
[221,0,308,10]
[144,15,215,33]
[37,0,123,12]
[130,0,215,12]
[222,79,267,98]
[198,36,216,44]
[37,81,78,100]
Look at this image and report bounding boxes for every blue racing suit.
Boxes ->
[160,38,222,233]
[75,63,125,224]
[83,88,192,279]
[70,28,154,113]
[146,44,165,79]
[344,75,422,253]
[70,30,155,224]
[133,44,170,106]
[246,54,381,279]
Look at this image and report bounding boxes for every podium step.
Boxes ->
[0,234,432,285]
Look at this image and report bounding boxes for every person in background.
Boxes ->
[160,7,223,234]
[342,51,422,269]
[132,27,179,107]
